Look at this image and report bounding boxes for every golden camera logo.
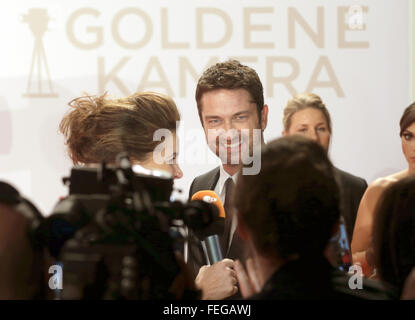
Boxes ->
[22,8,58,98]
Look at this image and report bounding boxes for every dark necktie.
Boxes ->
[220,177,235,254]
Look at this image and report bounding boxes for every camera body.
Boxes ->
[38,157,217,299]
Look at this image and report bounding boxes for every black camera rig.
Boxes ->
[37,154,217,299]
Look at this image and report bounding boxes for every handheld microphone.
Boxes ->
[191,190,225,218]
[191,190,225,265]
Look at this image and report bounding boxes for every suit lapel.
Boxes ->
[206,167,220,191]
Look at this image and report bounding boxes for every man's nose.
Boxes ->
[222,120,235,131]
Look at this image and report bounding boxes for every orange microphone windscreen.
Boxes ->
[191,190,226,218]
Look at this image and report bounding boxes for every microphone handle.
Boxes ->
[201,234,223,265]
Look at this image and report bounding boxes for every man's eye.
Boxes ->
[404,134,412,141]
[298,128,307,133]
[317,127,326,132]
[234,115,248,121]
[208,119,220,125]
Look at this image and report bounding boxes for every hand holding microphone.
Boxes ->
[195,258,238,300]
[191,190,238,299]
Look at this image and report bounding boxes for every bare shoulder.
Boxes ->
[366,170,407,198]
[371,170,407,188]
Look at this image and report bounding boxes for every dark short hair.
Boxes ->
[195,60,264,124]
[400,102,415,137]
[233,135,340,259]
[373,175,415,294]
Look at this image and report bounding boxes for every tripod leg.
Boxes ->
[26,41,37,94]
[39,41,54,94]
[36,40,42,94]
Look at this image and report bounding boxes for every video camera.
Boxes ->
[36,154,218,299]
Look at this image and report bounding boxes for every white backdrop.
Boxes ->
[0,0,411,215]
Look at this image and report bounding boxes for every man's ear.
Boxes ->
[282,130,287,136]
[260,105,269,131]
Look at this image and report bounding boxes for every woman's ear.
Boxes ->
[282,130,287,136]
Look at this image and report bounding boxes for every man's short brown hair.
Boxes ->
[195,60,264,124]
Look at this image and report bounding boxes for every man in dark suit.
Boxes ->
[233,136,392,300]
[187,60,269,299]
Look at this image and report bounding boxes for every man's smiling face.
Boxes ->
[200,88,267,171]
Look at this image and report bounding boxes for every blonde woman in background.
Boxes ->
[282,92,368,246]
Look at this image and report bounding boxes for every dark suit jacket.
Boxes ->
[186,166,367,275]
[187,166,248,278]
[251,256,393,300]
[334,167,367,242]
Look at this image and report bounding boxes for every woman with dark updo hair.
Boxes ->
[352,102,415,276]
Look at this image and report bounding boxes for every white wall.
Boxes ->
[0,0,411,214]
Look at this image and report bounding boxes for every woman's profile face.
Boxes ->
[140,132,183,180]
[284,107,331,153]
[401,121,415,167]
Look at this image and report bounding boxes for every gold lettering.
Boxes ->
[112,8,153,49]
[306,56,344,97]
[98,56,131,95]
[229,56,258,65]
[161,8,190,49]
[288,7,324,48]
[67,8,103,50]
[266,56,299,97]
[178,56,219,97]
[137,56,174,96]
[196,8,232,49]
[243,7,275,49]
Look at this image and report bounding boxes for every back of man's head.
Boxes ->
[234,135,340,260]
[0,182,45,299]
